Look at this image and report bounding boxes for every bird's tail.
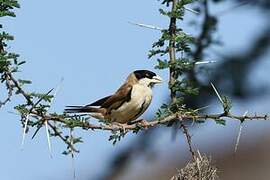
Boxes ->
[64,106,103,114]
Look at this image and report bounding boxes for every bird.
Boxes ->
[65,70,162,124]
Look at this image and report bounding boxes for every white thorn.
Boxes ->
[243,111,248,117]
[44,78,63,158]
[210,83,224,105]
[184,7,199,15]
[216,1,250,17]
[48,77,64,109]
[234,111,248,153]
[20,114,30,150]
[72,154,76,180]
[7,111,20,116]
[70,129,76,180]
[128,21,163,31]
[234,124,243,153]
[195,61,217,65]
[45,121,53,158]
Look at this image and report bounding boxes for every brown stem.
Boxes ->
[7,72,33,105]
[180,123,196,160]
[169,0,178,103]
[167,0,198,160]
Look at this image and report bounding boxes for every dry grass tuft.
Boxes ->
[171,151,219,180]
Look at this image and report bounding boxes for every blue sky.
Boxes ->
[1,1,269,180]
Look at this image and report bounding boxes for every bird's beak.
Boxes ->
[152,75,163,84]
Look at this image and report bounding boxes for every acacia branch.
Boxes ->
[0,72,13,108]
[7,72,33,105]
[29,111,269,132]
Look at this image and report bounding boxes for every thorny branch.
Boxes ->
[168,0,178,103]
[167,0,198,160]
[28,110,270,132]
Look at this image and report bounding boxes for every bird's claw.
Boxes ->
[111,122,127,133]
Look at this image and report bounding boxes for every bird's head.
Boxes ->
[133,70,162,87]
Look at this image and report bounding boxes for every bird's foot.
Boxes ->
[111,122,127,133]
[137,119,150,128]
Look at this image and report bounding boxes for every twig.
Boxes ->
[7,72,33,105]
[0,73,13,108]
[180,123,196,161]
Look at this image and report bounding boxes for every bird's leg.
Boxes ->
[127,119,142,125]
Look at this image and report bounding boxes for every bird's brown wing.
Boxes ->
[66,83,132,113]
[100,83,133,111]
[86,95,112,106]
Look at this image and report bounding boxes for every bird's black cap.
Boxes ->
[134,70,156,80]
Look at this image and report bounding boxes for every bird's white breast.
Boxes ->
[111,84,152,123]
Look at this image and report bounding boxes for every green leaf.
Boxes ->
[155,59,169,69]
[215,119,226,126]
[18,60,26,65]
[18,79,32,85]
[222,96,232,113]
